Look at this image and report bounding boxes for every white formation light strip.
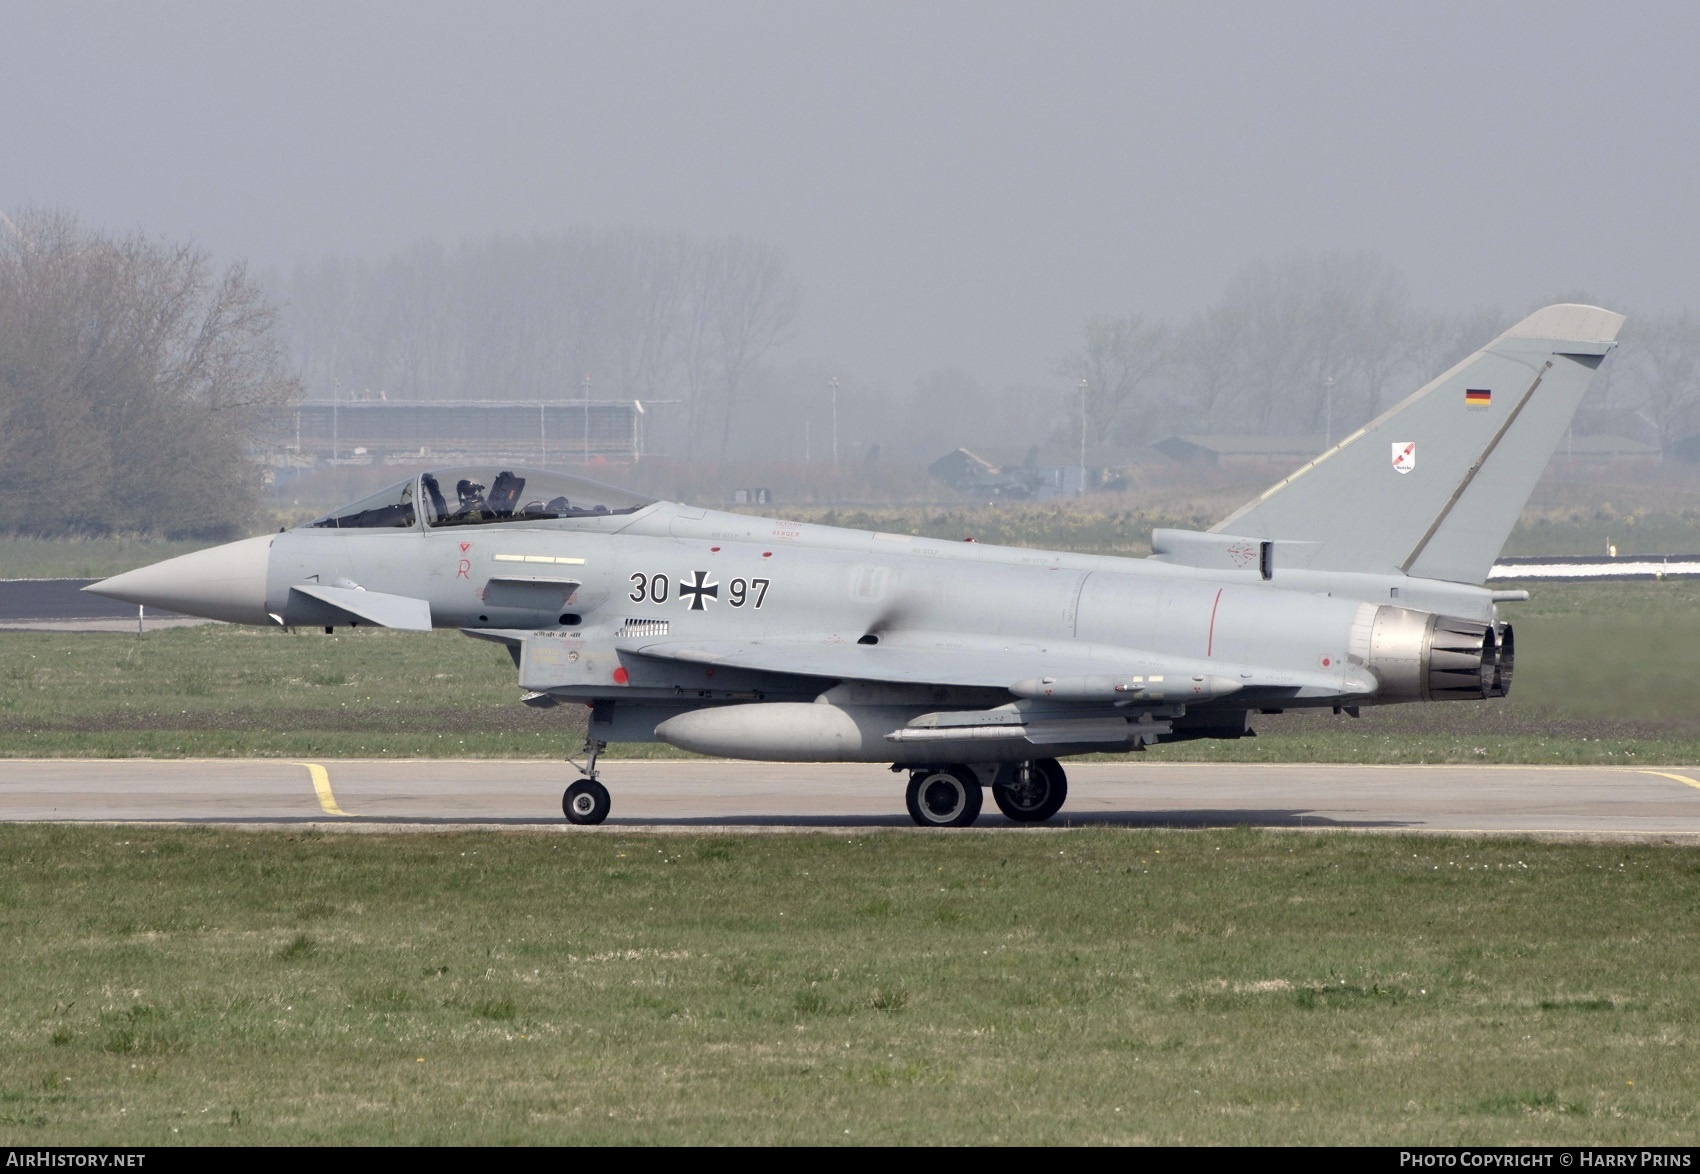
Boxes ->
[494,554,586,565]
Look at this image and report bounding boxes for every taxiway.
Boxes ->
[0,758,1696,837]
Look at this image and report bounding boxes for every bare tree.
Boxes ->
[1622,311,1700,456]
[1058,314,1172,445]
[1220,252,1414,437]
[1175,303,1248,433]
[674,239,721,458]
[0,211,300,536]
[608,229,691,404]
[704,236,801,465]
[1406,306,1517,381]
[903,367,983,458]
[276,227,791,464]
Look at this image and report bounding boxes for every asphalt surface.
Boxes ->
[1,579,135,619]
[0,578,192,628]
[2,759,1698,837]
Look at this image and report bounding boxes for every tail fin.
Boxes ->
[1210,304,1624,583]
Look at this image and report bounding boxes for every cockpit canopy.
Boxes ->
[308,478,418,529]
[420,467,652,526]
[307,468,654,530]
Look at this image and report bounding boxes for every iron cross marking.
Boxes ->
[679,570,720,611]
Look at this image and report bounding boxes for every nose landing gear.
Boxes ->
[563,778,610,823]
[562,738,611,825]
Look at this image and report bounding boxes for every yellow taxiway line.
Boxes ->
[1637,770,1700,792]
[294,762,349,816]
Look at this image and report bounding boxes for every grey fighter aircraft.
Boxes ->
[88,304,1622,826]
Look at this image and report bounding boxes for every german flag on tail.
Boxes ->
[1465,388,1492,408]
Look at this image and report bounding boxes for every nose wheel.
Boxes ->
[563,778,611,824]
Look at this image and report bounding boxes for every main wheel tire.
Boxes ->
[562,778,611,825]
[992,759,1068,823]
[905,766,983,828]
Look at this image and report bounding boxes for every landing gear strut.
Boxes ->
[992,758,1068,823]
[562,738,611,825]
[905,766,983,828]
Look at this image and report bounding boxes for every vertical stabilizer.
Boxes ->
[1209,304,1624,583]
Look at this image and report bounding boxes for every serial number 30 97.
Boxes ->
[629,573,770,608]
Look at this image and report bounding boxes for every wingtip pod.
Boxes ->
[1501,303,1625,348]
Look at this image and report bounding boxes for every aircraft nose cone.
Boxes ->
[83,534,274,625]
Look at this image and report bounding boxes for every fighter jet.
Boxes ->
[87,304,1622,826]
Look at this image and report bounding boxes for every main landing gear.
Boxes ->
[903,759,1069,828]
[991,759,1068,823]
[906,766,983,828]
[562,738,611,825]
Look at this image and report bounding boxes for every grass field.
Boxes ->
[0,535,215,580]
[0,623,564,759]
[0,824,1693,1145]
[2,581,1698,763]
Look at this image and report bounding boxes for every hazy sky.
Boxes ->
[4,1,1696,388]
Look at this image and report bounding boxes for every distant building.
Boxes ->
[1550,434,1659,462]
[1152,435,1327,466]
[1669,434,1700,463]
[927,448,1089,499]
[262,399,647,467]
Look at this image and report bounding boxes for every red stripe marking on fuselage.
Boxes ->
[1207,587,1223,657]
